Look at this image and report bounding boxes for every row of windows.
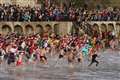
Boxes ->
[1,24,60,35]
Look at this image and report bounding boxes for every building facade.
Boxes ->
[0,22,73,36]
[0,0,38,7]
[0,22,120,37]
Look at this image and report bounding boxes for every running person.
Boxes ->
[59,49,65,59]
[67,49,75,68]
[40,48,47,64]
[88,52,99,67]
[77,52,83,63]
[16,51,24,66]
[0,48,5,64]
[7,45,17,65]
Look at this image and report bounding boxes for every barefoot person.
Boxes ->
[67,49,75,68]
[16,51,24,66]
[59,49,65,59]
[77,52,83,63]
[0,46,5,64]
[40,47,47,64]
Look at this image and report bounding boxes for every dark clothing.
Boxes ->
[40,56,47,61]
[88,54,99,66]
[7,53,16,65]
[59,54,63,59]
[92,54,98,61]
[77,58,81,62]
[0,50,2,56]
[4,54,8,60]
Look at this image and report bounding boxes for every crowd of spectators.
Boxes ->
[0,3,120,22]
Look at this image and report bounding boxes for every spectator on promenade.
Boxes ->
[0,3,119,21]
